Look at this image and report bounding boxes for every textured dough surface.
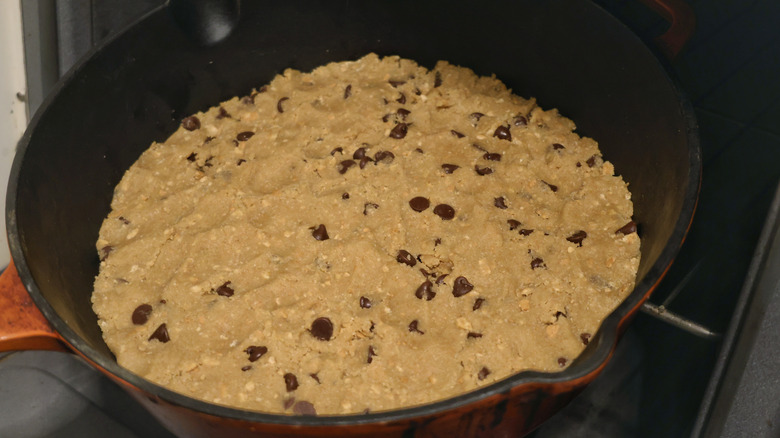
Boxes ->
[92,54,640,415]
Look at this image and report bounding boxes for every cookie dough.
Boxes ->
[92,53,640,415]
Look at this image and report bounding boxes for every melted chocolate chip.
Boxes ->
[586,155,598,167]
[311,224,329,241]
[415,280,436,301]
[483,152,502,161]
[408,320,425,334]
[396,249,417,267]
[566,230,588,247]
[215,281,234,297]
[543,181,559,192]
[409,196,430,212]
[236,131,254,142]
[181,116,200,131]
[186,152,197,162]
[451,130,465,138]
[148,323,170,343]
[433,204,455,220]
[360,296,372,309]
[246,345,268,362]
[493,125,512,141]
[581,333,592,345]
[330,147,344,156]
[519,229,534,236]
[531,257,546,270]
[342,192,350,200]
[338,159,356,174]
[310,317,334,341]
[434,71,442,88]
[478,367,491,380]
[396,108,411,119]
[513,115,528,126]
[396,93,406,104]
[353,147,368,160]
[374,150,395,164]
[363,202,379,215]
[507,219,521,230]
[293,401,317,416]
[475,165,493,176]
[616,221,638,235]
[277,97,289,113]
[284,373,299,391]
[552,143,565,150]
[452,276,474,297]
[367,346,377,364]
[344,84,352,99]
[494,197,508,209]
[309,373,321,384]
[442,164,460,174]
[467,332,483,339]
[389,80,406,87]
[558,358,567,368]
[132,304,153,325]
[389,123,408,139]
[217,107,231,119]
[473,298,485,311]
[99,245,114,262]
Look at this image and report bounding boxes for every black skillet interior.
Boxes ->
[8,0,698,418]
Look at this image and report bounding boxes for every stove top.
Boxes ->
[2,1,779,437]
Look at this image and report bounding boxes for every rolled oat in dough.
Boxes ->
[92,53,640,415]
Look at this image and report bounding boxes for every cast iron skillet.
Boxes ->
[1,0,700,436]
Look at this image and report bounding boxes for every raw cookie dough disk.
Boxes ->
[92,53,640,415]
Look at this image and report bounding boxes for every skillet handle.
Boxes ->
[0,261,69,353]
[639,0,696,59]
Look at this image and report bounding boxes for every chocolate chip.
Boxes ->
[581,333,592,345]
[452,276,474,297]
[396,92,406,104]
[241,365,252,371]
[148,323,170,343]
[616,221,638,235]
[363,202,379,215]
[473,298,485,311]
[310,224,329,241]
[396,108,411,119]
[576,162,582,168]
[360,296,372,309]
[483,152,502,161]
[467,332,483,339]
[566,230,588,247]
[232,139,239,147]
[586,155,598,167]
[181,116,200,131]
[293,401,317,416]
[494,197,508,209]
[389,80,406,87]
[237,159,246,166]
[451,130,465,138]
[513,115,528,126]
[470,112,485,122]
[236,131,254,142]
[99,245,114,262]
[132,304,153,325]
[284,373,299,392]
[472,143,487,152]
[552,143,565,150]
[507,219,521,230]
[433,204,455,220]
[277,97,289,113]
[369,321,376,332]
[330,147,344,156]
[309,373,321,384]
[344,84,352,99]
[367,346,377,364]
[408,320,425,334]
[374,150,395,164]
[186,152,197,162]
[441,164,460,174]
[359,156,373,168]
[558,358,567,368]
[396,250,417,267]
[310,317,334,341]
[118,216,130,225]
[204,136,215,144]
[414,148,424,153]
[435,274,448,285]
[353,147,368,160]
[475,165,493,176]
[478,367,491,380]
[409,196,430,212]
[245,345,268,362]
[389,123,408,139]
[338,159,356,174]
[341,192,350,200]
[493,125,511,141]
[203,156,214,168]
[217,107,230,119]
[284,397,296,410]
[414,87,422,95]
[434,71,442,88]
[415,280,436,301]
[215,281,234,297]
[542,181,558,192]
[531,257,546,270]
